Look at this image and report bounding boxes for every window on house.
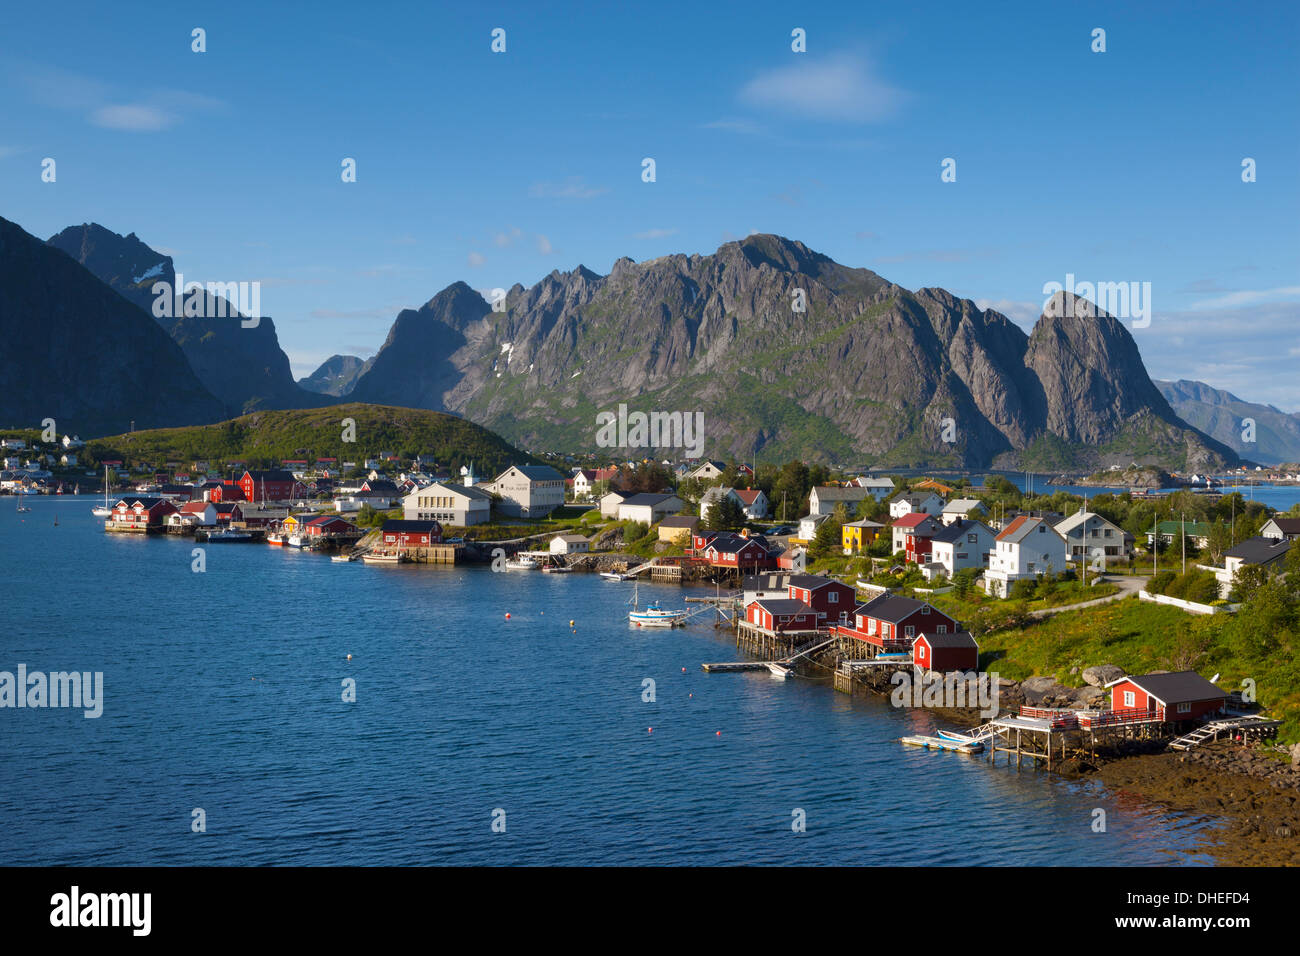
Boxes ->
[828,592,838,603]
[1123,691,1136,708]
[904,625,914,637]
[936,625,947,633]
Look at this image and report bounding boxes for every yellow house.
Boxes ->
[842,519,884,555]
[281,513,311,534]
[658,515,699,543]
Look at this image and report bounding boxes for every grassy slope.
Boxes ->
[86,403,535,475]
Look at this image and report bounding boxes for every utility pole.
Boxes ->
[1181,511,1187,576]
[1153,513,1158,577]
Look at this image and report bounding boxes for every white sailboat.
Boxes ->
[91,464,113,517]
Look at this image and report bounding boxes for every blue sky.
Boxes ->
[2,1,1297,409]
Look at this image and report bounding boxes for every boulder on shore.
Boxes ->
[1082,664,1126,687]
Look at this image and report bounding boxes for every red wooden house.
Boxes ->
[107,496,178,532]
[1104,671,1227,722]
[380,519,443,549]
[785,574,857,626]
[238,470,305,504]
[695,532,775,572]
[913,631,979,672]
[893,512,941,564]
[213,502,244,525]
[746,598,818,633]
[304,515,358,538]
[833,593,961,649]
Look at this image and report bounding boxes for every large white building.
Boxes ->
[491,465,566,518]
[888,491,945,519]
[403,481,494,526]
[983,515,1068,597]
[618,493,684,525]
[808,485,872,516]
[1054,510,1131,566]
[922,519,995,582]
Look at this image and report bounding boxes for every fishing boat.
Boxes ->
[627,581,687,628]
[207,527,251,542]
[505,554,538,570]
[362,551,408,565]
[600,571,631,581]
[331,553,355,563]
[91,464,113,517]
[266,532,287,546]
[286,533,306,549]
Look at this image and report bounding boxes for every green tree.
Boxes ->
[810,503,848,559]
[703,493,744,531]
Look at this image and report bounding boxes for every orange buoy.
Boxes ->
[648,727,653,733]
[681,667,686,673]
[346,653,352,660]
[505,613,511,620]
[715,731,721,736]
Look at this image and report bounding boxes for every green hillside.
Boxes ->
[86,404,534,475]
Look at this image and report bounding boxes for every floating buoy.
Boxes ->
[648,727,653,733]
[505,613,511,620]
[346,653,352,661]
[569,620,575,627]
[715,731,721,736]
[681,667,686,673]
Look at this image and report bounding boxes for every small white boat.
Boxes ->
[207,527,251,542]
[362,551,407,565]
[91,465,113,516]
[541,564,572,573]
[627,582,687,627]
[505,555,538,570]
[600,571,631,581]
[331,554,354,563]
[286,533,305,549]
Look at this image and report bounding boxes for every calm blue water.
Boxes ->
[1002,473,1300,512]
[1,497,1222,865]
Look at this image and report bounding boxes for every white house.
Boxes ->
[983,515,1068,597]
[600,490,632,518]
[167,501,218,528]
[0,439,27,451]
[492,465,566,518]
[700,486,744,524]
[888,491,945,519]
[923,518,995,582]
[404,481,493,526]
[60,454,78,468]
[940,498,987,525]
[61,435,85,450]
[687,460,727,481]
[571,469,598,500]
[618,493,685,525]
[733,489,770,519]
[797,513,829,541]
[1260,517,1300,542]
[808,485,871,516]
[1201,535,1293,598]
[1054,510,1131,565]
[549,533,590,555]
[851,476,895,500]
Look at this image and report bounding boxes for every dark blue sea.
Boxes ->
[1,497,1226,865]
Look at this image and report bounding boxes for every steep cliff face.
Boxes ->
[47,223,332,416]
[0,216,225,435]
[346,235,1234,469]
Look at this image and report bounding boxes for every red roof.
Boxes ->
[178,501,211,514]
[735,489,763,505]
[893,512,932,529]
[996,515,1033,540]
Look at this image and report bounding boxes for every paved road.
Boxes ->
[1027,574,1147,618]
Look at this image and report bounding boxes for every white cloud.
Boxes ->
[634,228,678,240]
[91,104,175,131]
[739,53,908,123]
[493,226,522,247]
[1190,286,1300,310]
[701,118,763,134]
[536,235,554,255]
[467,251,486,267]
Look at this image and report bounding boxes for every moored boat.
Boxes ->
[206,527,252,542]
[505,554,538,570]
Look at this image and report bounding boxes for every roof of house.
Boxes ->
[997,515,1059,544]
[942,498,985,514]
[743,573,793,591]
[380,519,443,532]
[786,574,853,591]
[213,502,243,513]
[918,629,978,649]
[116,496,171,509]
[1224,535,1292,565]
[1055,510,1124,534]
[178,501,213,514]
[893,513,938,530]
[1154,520,1213,536]
[750,598,814,616]
[843,518,885,528]
[858,593,948,624]
[929,520,990,544]
[812,485,870,500]
[734,489,764,505]
[243,469,297,482]
[554,533,588,543]
[899,492,940,506]
[306,514,355,527]
[659,515,699,529]
[855,476,895,488]
[505,465,566,481]
[620,492,680,507]
[1106,670,1227,704]
[801,513,830,525]
[1264,517,1300,534]
[704,532,769,553]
